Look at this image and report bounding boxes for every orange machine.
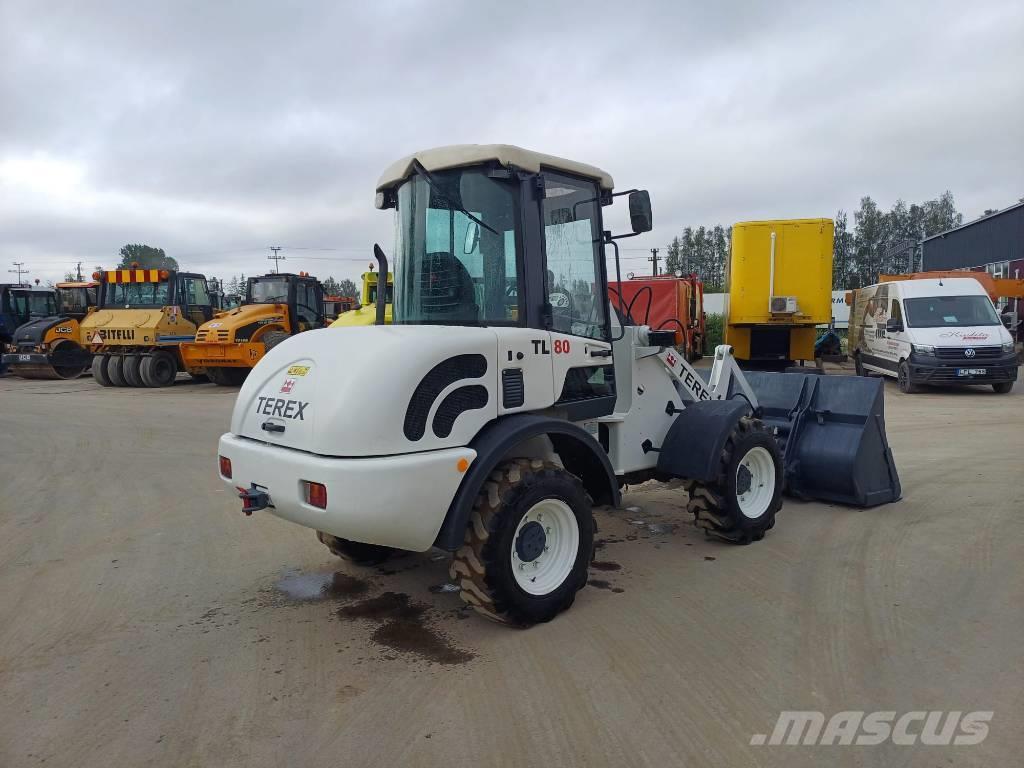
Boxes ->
[180,272,325,386]
[609,274,705,360]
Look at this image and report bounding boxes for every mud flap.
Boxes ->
[743,371,901,507]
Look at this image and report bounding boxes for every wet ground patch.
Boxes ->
[338,592,474,665]
[272,568,371,604]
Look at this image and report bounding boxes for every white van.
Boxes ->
[850,278,1019,394]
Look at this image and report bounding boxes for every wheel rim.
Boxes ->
[510,498,579,596]
[735,446,776,519]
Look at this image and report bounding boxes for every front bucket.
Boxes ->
[743,371,901,507]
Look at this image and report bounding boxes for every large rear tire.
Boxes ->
[450,459,594,626]
[122,354,144,387]
[140,351,177,387]
[91,354,113,386]
[208,367,249,386]
[106,355,127,387]
[992,381,1013,394]
[316,531,395,565]
[685,416,783,544]
[262,330,290,353]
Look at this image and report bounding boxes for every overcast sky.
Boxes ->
[2,0,1022,286]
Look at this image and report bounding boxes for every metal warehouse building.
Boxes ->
[922,200,1024,319]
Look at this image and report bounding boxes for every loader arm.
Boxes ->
[654,342,760,408]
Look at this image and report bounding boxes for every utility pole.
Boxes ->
[268,246,285,273]
[9,261,29,284]
[648,248,660,276]
[75,262,83,281]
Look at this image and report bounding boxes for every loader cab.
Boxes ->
[55,282,98,319]
[375,147,651,340]
[1,285,58,346]
[245,274,325,333]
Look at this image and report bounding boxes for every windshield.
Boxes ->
[393,168,519,325]
[57,287,89,314]
[904,295,1001,328]
[101,281,170,308]
[249,279,290,304]
[12,291,58,318]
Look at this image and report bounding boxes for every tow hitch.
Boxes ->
[237,484,270,516]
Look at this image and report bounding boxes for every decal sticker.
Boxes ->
[530,339,550,355]
[287,365,310,376]
[54,326,73,334]
[280,378,296,393]
[553,339,571,354]
[208,322,223,328]
[255,396,308,420]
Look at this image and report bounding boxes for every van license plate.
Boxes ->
[956,368,986,376]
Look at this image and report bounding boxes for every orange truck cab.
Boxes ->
[180,272,325,386]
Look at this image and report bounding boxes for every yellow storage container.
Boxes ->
[725,218,834,362]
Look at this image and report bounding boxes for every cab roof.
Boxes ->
[376,144,615,193]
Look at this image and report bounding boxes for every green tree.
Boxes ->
[321,277,341,295]
[117,244,178,271]
[336,278,358,299]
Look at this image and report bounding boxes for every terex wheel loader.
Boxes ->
[180,272,326,386]
[217,145,901,626]
[2,281,99,379]
[82,267,215,387]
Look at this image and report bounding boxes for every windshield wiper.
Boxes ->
[411,159,500,237]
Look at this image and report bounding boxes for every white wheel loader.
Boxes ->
[217,144,901,625]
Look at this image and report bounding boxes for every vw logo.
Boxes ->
[964,348,976,358]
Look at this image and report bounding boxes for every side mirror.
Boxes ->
[628,190,653,234]
[463,222,480,254]
[885,318,903,333]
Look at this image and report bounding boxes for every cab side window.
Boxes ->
[184,277,211,307]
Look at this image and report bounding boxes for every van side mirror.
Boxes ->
[628,190,653,234]
[885,318,903,333]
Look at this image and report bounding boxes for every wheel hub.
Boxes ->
[736,464,753,496]
[515,520,547,562]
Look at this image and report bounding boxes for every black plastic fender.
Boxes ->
[655,399,751,482]
[433,414,620,551]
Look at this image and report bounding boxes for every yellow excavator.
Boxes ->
[2,281,99,378]
[330,270,393,327]
[180,272,326,386]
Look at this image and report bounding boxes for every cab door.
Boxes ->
[181,276,214,327]
[292,279,323,333]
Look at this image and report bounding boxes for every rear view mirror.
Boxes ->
[885,318,903,333]
[463,221,480,254]
[629,190,653,234]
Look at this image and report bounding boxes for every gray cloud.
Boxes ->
[1,0,1021,284]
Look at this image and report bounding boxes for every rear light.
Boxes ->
[304,481,327,509]
[219,455,232,479]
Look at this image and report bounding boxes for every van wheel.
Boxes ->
[897,360,918,393]
[992,382,1013,394]
[450,459,594,626]
[316,531,394,565]
[854,353,867,377]
[685,416,782,544]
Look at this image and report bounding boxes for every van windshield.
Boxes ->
[904,295,1000,328]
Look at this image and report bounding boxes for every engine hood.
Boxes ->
[200,303,286,342]
[82,309,167,329]
[230,325,500,457]
[13,316,62,345]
